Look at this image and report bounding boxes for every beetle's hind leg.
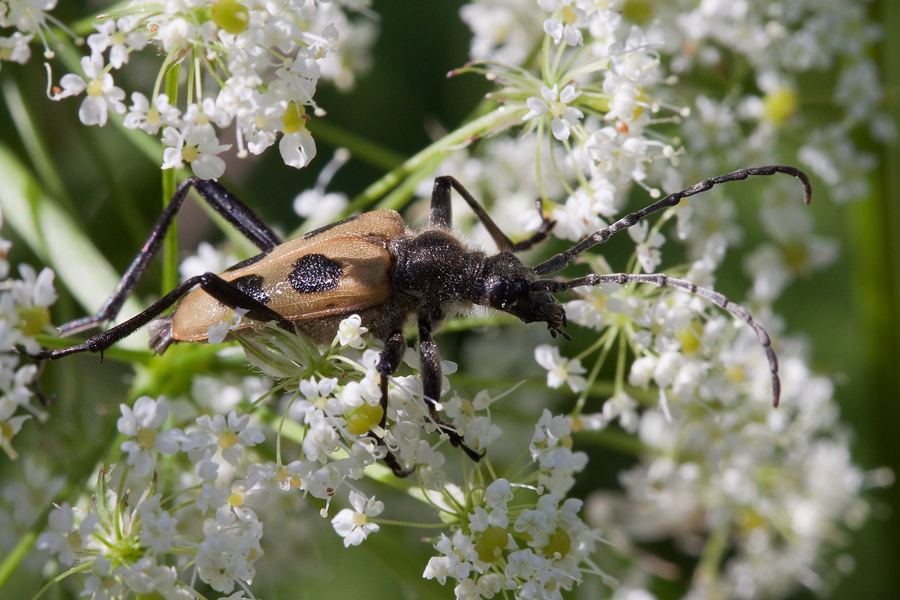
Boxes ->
[56,178,283,338]
[35,272,295,360]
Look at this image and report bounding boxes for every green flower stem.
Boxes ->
[343,106,526,215]
[161,67,181,295]
[375,156,445,212]
[573,328,617,417]
[31,563,92,600]
[369,518,448,528]
[695,519,731,594]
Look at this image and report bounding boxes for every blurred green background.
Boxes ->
[0,0,897,598]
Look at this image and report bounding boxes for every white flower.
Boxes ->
[294,188,348,226]
[195,481,228,514]
[183,410,264,471]
[601,391,640,433]
[336,314,368,349]
[216,472,270,525]
[534,344,587,392]
[56,53,126,126]
[280,128,317,169]
[206,307,248,345]
[137,494,179,553]
[82,558,122,600]
[550,188,607,241]
[161,123,231,180]
[196,518,263,593]
[566,284,612,330]
[522,83,584,141]
[87,16,147,68]
[12,263,56,308]
[123,92,180,135]
[116,556,179,597]
[539,0,585,46]
[485,479,513,509]
[459,2,538,64]
[118,396,182,476]
[513,506,550,540]
[157,16,194,52]
[0,412,30,459]
[331,491,384,547]
[531,410,572,450]
[293,376,340,418]
[423,555,453,585]
[87,20,125,68]
[430,530,478,581]
[0,32,32,66]
[35,502,98,566]
[608,25,662,83]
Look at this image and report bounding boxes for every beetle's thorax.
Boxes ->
[390,229,486,319]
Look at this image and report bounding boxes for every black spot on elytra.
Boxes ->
[289,254,342,294]
[232,274,269,304]
[302,215,359,239]
[225,249,270,272]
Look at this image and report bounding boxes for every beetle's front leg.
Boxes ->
[430,176,555,252]
[417,315,484,463]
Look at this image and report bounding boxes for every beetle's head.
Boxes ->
[479,253,569,339]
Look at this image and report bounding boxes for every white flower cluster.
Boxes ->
[455,0,880,300]
[452,2,680,260]
[423,420,599,600]
[447,0,886,597]
[40,0,377,179]
[0,205,56,460]
[35,394,269,597]
[0,0,71,67]
[27,313,602,599]
[232,320,494,488]
[652,0,886,300]
[587,335,881,597]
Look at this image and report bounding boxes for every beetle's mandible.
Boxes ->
[32,168,812,476]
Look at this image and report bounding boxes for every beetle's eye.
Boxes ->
[491,278,529,310]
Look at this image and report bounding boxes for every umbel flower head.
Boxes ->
[42,0,377,179]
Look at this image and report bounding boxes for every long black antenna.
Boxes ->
[534,166,811,277]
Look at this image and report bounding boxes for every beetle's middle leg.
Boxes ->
[370,331,415,477]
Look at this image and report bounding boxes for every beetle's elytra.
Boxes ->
[34,168,812,475]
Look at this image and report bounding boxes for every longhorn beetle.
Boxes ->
[34,167,811,476]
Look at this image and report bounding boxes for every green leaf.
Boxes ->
[0,142,146,350]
